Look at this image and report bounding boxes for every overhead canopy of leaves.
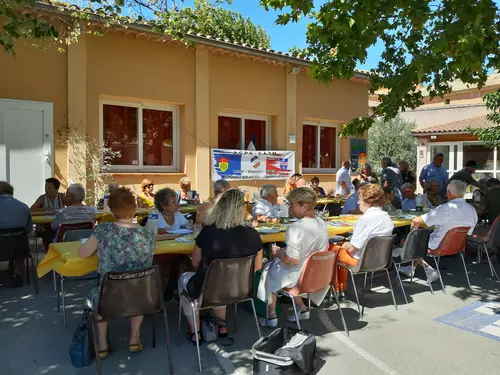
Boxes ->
[1,0,271,56]
[468,89,500,148]
[260,0,500,137]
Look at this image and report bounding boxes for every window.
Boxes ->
[101,101,178,171]
[217,113,269,150]
[302,122,339,171]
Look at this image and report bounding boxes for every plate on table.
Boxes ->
[256,227,281,234]
[155,234,183,241]
[167,229,194,235]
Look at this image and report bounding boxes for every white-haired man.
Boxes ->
[51,183,96,239]
[253,185,280,223]
[400,181,478,280]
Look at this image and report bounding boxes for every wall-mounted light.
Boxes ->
[430,135,437,140]
[290,67,301,75]
[288,134,296,144]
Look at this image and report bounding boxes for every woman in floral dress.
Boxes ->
[79,187,155,359]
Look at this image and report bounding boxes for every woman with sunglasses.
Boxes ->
[140,179,155,208]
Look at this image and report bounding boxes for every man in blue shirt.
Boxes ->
[341,181,366,214]
[0,181,32,287]
[419,153,449,200]
[401,183,417,211]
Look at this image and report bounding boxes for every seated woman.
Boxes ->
[284,173,302,194]
[310,177,326,196]
[178,177,200,204]
[258,188,329,326]
[424,179,444,207]
[139,179,155,208]
[155,187,191,231]
[195,179,231,225]
[382,186,398,215]
[178,188,263,344]
[331,184,394,298]
[78,187,155,358]
[401,183,416,211]
[360,163,379,183]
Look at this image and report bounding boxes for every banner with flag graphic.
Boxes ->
[211,148,295,181]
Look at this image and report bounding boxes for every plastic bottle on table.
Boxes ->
[103,193,110,212]
[146,209,159,235]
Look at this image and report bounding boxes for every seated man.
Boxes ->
[51,183,96,240]
[406,180,478,279]
[401,183,416,211]
[252,185,280,223]
[341,181,366,215]
[0,181,32,287]
[476,178,500,225]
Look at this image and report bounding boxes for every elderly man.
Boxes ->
[477,178,500,225]
[381,157,404,206]
[0,181,32,287]
[336,160,352,197]
[403,181,478,280]
[419,152,449,200]
[253,185,280,223]
[341,181,366,215]
[401,183,416,211]
[51,183,96,239]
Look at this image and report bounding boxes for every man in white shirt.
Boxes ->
[252,185,280,223]
[336,160,352,196]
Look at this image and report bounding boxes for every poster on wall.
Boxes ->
[211,149,296,181]
[350,139,367,173]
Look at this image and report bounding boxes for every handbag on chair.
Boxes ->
[69,308,94,368]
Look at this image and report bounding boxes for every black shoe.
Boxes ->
[339,291,348,301]
[12,274,23,288]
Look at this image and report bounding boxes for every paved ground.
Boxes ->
[1,254,500,375]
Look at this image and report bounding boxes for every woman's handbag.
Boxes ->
[69,308,94,368]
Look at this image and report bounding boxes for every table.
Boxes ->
[37,216,414,278]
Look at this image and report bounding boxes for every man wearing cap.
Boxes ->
[447,160,480,189]
[419,152,449,200]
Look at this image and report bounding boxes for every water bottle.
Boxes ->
[146,209,159,234]
[280,203,289,224]
[103,193,110,212]
[415,194,424,212]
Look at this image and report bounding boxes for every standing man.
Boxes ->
[447,160,480,189]
[419,152,449,200]
[381,157,404,206]
[336,160,352,197]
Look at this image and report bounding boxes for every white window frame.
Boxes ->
[217,112,271,150]
[302,121,340,174]
[99,100,179,172]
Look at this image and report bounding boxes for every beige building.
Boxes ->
[0,11,369,205]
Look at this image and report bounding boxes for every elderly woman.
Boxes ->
[178,177,200,204]
[310,176,326,196]
[424,179,444,207]
[154,188,190,231]
[139,179,155,208]
[401,183,416,211]
[31,177,64,212]
[252,185,281,223]
[284,173,303,194]
[78,187,155,358]
[258,188,329,326]
[178,189,263,344]
[195,179,231,225]
[360,163,378,183]
[331,184,394,297]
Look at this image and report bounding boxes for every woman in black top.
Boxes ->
[178,188,263,344]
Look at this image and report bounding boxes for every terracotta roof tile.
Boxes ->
[412,115,499,134]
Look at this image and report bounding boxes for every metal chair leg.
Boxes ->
[308,294,311,311]
[191,302,202,373]
[410,261,414,283]
[394,262,408,304]
[433,257,446,294]
[331,287,349,336]
[249,299,262,338]
[370,272,374,290]
[25,257,30,285]
[177,296,183,343]
[152,313,156,348]
[53,270,57,292]
[90,315,103,375]
[290,294,301,330]
[32,255,39,294]
[483,243,499,280]
[348,270,362,319]
[459,252,472,289]
[61,276,67,327]
[233,303,237,333]
[56,274,61,312]
[162,308,174,374]
[385,269,398,311]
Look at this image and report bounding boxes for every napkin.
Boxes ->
[175,237,195,244]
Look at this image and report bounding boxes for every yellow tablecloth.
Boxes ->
[37,216,413,278]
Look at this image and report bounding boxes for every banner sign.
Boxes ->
[211,149,296,181]
[350,138,367,173]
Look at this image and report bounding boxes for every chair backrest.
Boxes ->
[432,227,470,256]
[399,228,433,263]
[485,216,500,248]
[63,229,94,242]
[0,227,30,261]
[199,255,256,308]
[97,266,162,320]
[324,203,341,216]
[57,222,94,243]
[290,251,335,295]
[353,236,395,273]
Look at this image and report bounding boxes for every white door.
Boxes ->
[0,99,53,206]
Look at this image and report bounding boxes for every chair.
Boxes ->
[57,226,94,327]
[0,227,38,294]
[90,266,173,375]
[427,227,471,294]
[177,256,260,373]
[392,228,433,303]
[56,222,94,243]
[327,250,350,336]
[338,236,396,319]
[468,217,500,281]
[279,251,336,330]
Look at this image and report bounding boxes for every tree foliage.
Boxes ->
[260,0,500,138]
[0,0,271,56]
[367,116,417,174]
[468,90,500,148]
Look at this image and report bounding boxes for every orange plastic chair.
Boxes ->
[279,251,335,330]
[428,227,471,294]
[468,217,500,281]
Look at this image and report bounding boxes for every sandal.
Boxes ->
[187,331,202,345]
[98,349,109,359]
[129,339,144,353]
[216,319,235,347]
